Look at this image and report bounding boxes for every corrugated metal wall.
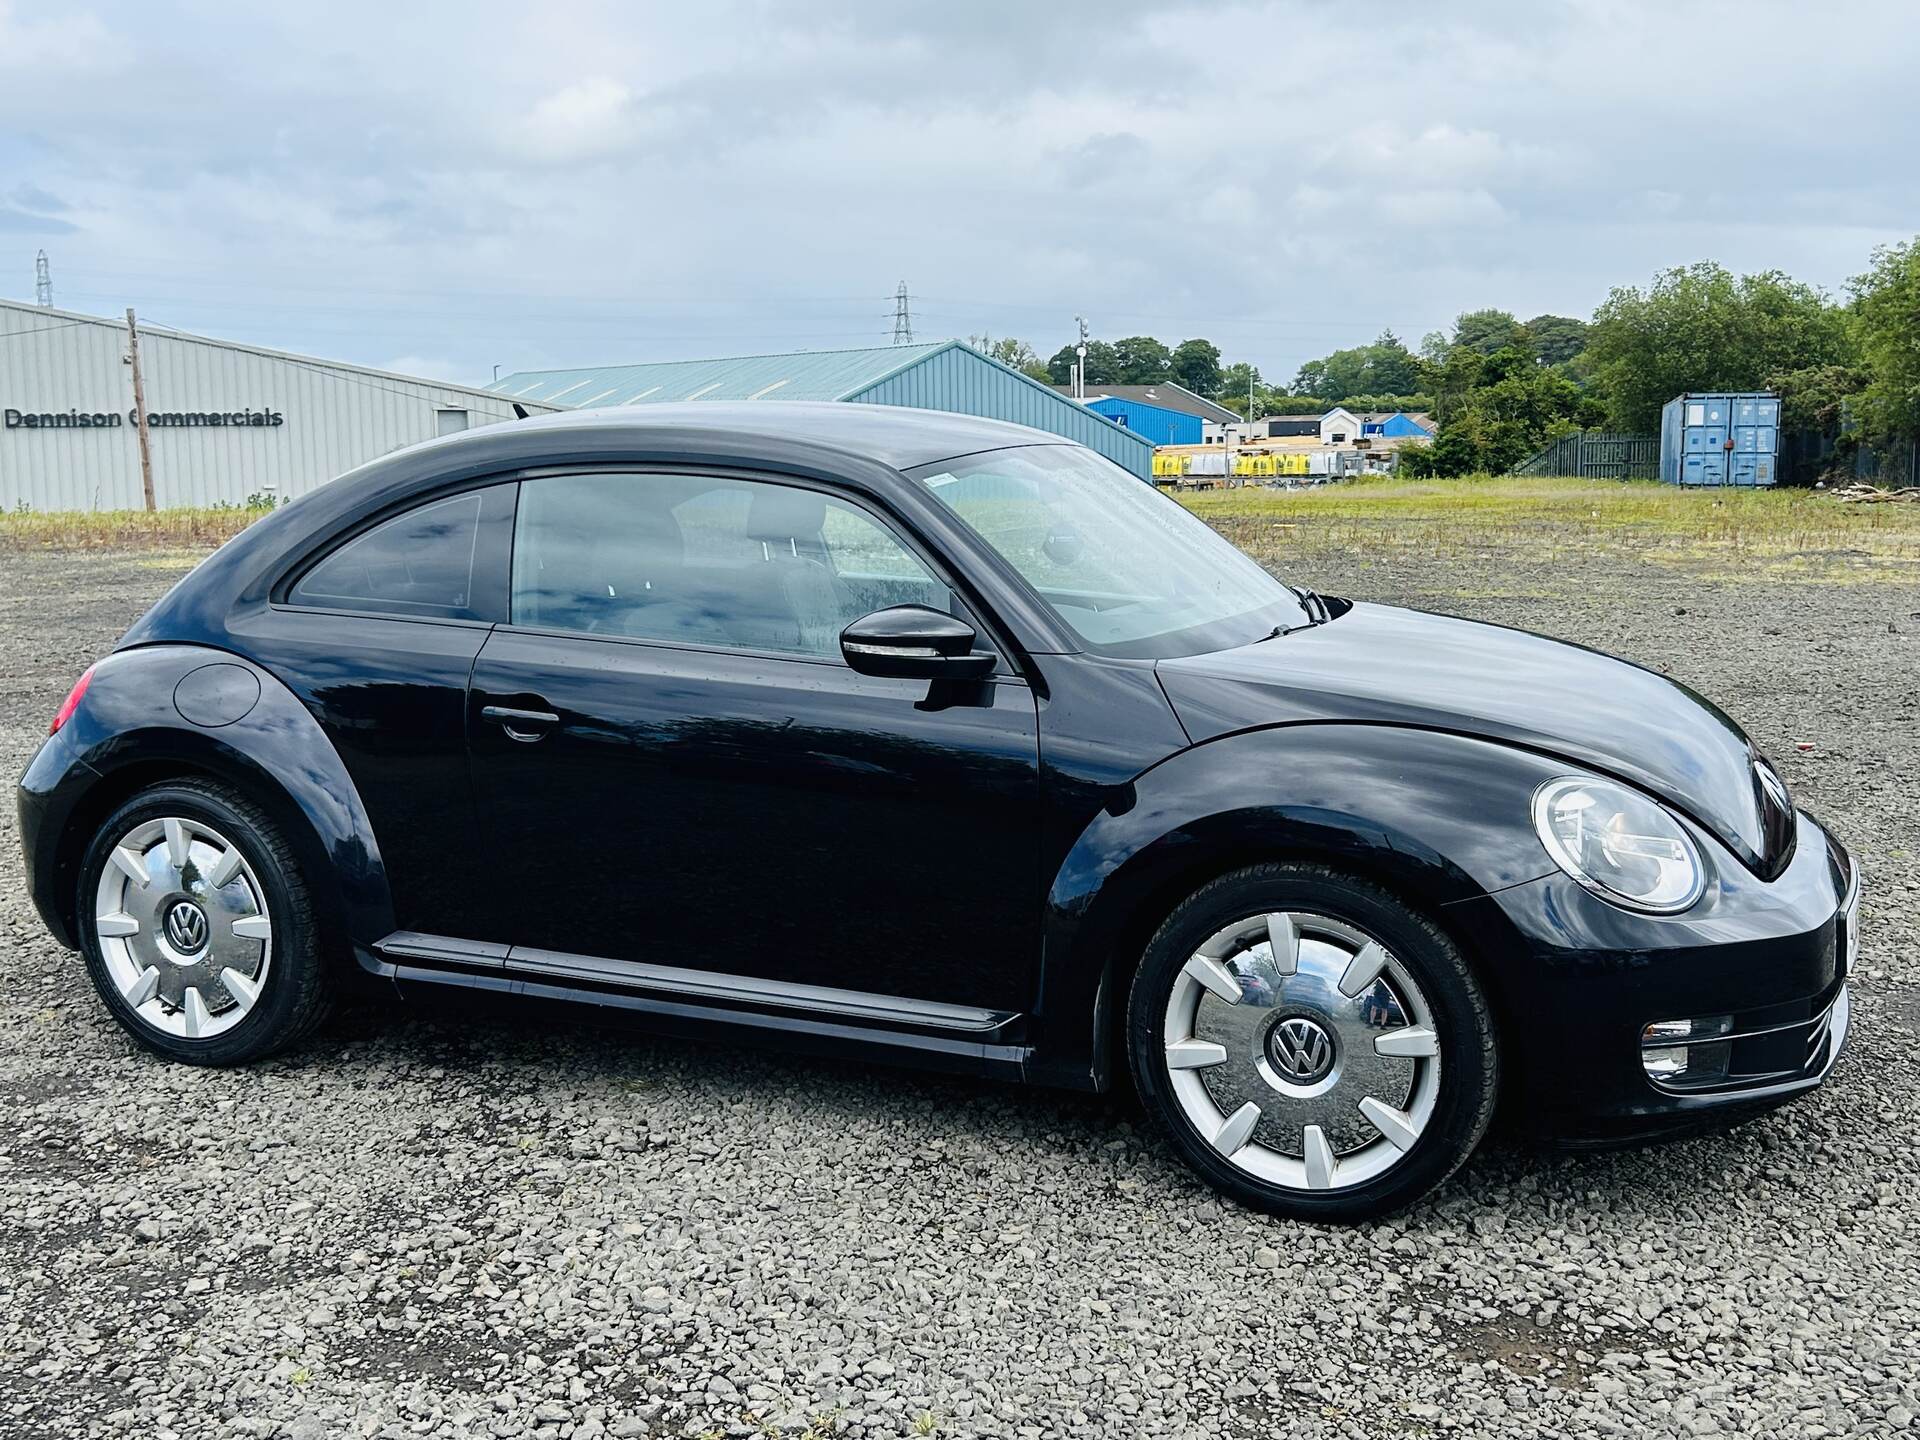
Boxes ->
[1085,396,1202,447]
[0,301,547,510]
[847,346,1156,479]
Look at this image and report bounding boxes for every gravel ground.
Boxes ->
[1,541,1916,1440]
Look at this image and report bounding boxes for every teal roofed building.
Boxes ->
[488,340,1156,479]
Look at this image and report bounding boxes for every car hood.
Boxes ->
[1155,601,1790,875]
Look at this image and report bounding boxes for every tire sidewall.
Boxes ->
[1129,864,1498,1222]
[78,783,308,1065]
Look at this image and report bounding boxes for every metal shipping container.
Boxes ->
[1659,392,1780,486]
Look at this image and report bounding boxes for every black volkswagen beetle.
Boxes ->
[17,405,1857,1220]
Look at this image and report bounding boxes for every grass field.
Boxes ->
[0,504,270,551]
[1178,475,1920,584]
[5,477,1918,585]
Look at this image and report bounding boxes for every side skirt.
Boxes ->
[371,931,1035,1084]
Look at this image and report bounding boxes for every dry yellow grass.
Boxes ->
[1178,476,1920,584]
[0,506,269,552]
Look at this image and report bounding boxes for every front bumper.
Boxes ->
[1448,810,1856,1144]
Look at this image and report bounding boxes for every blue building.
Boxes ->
[1360,411,1437,440]
[1083,393,1204,446]
[491,340,1156,479]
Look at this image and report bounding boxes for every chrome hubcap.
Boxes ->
[1163,910,1440,1192]
[93,816,272,1040]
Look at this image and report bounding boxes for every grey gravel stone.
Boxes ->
[0,544,1915,1440]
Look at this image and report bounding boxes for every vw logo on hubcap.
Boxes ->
[1267,1015,1335,1084]
[163,900,209,955]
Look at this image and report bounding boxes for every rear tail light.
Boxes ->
[50,665,95,735]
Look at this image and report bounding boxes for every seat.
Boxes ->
[575,503,728,644]
[731,487,847,655]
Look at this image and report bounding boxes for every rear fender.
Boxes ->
[1025,723,1566,1091]
[21,644,395,961]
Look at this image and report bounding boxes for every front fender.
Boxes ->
[18,643,395,959]
[1025,723,1566,1090]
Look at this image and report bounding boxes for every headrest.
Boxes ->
[745,486,826,544]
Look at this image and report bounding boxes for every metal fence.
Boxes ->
[1779,431,1918,488]
[1514,431,1659,480]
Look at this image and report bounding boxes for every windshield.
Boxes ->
[907,445,1309,658]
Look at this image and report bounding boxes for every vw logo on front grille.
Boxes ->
[164,900,209,955]
[1268,1016,1335,1084]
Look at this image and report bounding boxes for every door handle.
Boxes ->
[480,704,560,742]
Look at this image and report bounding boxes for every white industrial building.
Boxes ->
[0,296,554,510]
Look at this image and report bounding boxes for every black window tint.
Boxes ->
[290,492,484,618]
[511,472,951,658]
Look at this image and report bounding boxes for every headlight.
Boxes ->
[1532,778,1705,914]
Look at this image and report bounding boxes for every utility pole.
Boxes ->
[892,282,913,345]
[125,309,157,512]
[34,250,52,307]
[1073,315,1089,399]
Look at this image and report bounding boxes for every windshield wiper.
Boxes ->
[1256,587,1331,643]
[1288,584,1330,624]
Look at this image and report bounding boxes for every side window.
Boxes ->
[510,472,952,659]
[289,490,490,619]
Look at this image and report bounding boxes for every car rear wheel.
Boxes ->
[78,779,331,1065]
[1128,863,1498,1222]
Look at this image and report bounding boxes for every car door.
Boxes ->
[465,468,1043,1014]
[246,483,516,939]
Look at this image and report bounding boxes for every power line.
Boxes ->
[0,319,96,344]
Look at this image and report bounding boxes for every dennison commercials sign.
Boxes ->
[4,406,286,430]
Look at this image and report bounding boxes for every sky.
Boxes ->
[1,0,1915,390]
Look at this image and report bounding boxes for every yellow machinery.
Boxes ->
[1152,452,1189,478]
[1231,453,1279,478]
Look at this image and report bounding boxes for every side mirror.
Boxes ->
[840,605,997,680]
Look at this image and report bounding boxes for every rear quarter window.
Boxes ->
[287,487,511,620]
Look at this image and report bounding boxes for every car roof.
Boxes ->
[464,401,1066,472]
[114,401,1080,651]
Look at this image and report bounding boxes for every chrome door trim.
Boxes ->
[374,931,1014,1034]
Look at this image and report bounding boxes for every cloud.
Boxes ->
[0,1,126,73]
[0,207,77,233]
[1,0,1914,388]
[516,78,643,162]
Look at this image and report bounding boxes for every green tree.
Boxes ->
[1848,238,1920,443]
[1452,309,1527,355]
[1216,362,1261,415]
[1366,331,1422,395]
[1521,314,1590,366]
[1292,332,1421,402]
[970,334,1051,384]
[1765,363,1866,435]
[1169,338,1224,397]
[1111,335,1174,384]
[1046,339,1120,387]
[1586,262,1855,431]
[1409,344,1592,476]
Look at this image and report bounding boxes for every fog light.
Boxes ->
[1640,1016,1734,1087]
[1642,1045,1690,1079]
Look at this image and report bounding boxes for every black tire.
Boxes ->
[77,778,332,1065]
[1127,863,1498,1223]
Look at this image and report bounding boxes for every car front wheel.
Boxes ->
[1128,863,1498,1222]
[78,778,332,1065]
